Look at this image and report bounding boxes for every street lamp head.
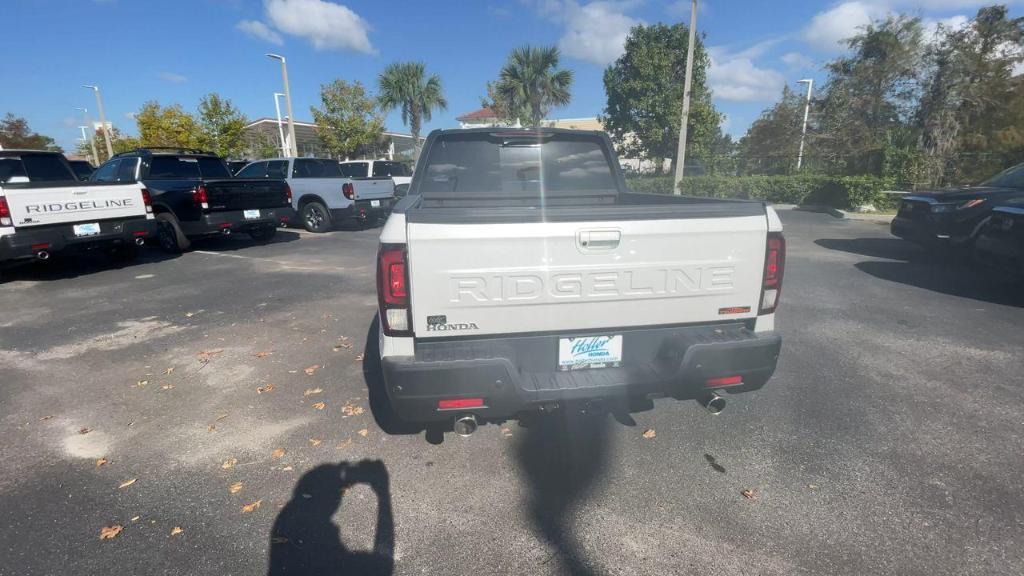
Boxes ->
[797,78,813,84]
[266,53,285,61]
[82,84,98,91]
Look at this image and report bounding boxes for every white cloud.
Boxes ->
[802,1,890,52]
[708,53,786,102]
[264,0,373,53]
[157,71,187,83]
[530,1,643,66]
[236,19,284,45]
[781,51,814,69]
[922,14,969,42]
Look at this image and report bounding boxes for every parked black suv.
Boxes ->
[90,148,293,252]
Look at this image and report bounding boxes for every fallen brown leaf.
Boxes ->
[216,413,229,421]
[207,425,216,433]
[135,379,148,387]
[164,367,174,375]
[39,415,54,421]
[229,482,243,494]
[96,458,109,468]
[340,403,364,417]
[354,354,364,362]
[99,525,123,540]
[303,387,323,397]
[741,489,756,500]
[78,427,92,435]
[308,438,322,446]
[161,384,175,390]
[357,429,369,437]
[257,383,275,394]
[271,536,289,545]
[312,402,326,410]
[254,351,273,359]
[170,526,183,536]
[281,465,294,471]
[304,365,319,376]
[808,484,819,490]
[336,438,352,449]
[271,448,286,459]
[642,429,656,439]
[241,499,262,514]
[196,349,223,363]
[118,478,137,489]
[221,457,238,469]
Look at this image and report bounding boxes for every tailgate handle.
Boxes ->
[578,229,621,250]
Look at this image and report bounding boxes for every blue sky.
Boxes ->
[3,0,1017,152]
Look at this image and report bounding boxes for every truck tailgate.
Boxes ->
[406,214,768,338]
[2,182,146,228]
[204,179,290,211]
[352,178,394,201]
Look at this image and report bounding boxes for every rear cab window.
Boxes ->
[237,162,268,178]
[0,153,76,183]
[340,162,369,178]
[372,161,410,177]
[293,159,343,178]
[417,131,618,201]
[147,156,231,179]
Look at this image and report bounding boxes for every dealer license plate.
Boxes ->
[244,209,260,220]
[73,222,101,237]
[558,335,623,371]
[371,200,381,208]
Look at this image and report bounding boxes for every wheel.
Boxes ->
[301,201,332,233]
[249,226,277,242]
[155,213,190,253]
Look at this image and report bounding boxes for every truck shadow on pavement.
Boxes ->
[0,248,181,283]
[816,238,1023,307]
[188,228,302,252]
[267,460,395,576]
[362,316,429,437]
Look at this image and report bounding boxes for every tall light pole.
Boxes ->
[75,106,100,164]
[266,54,297,157]
[673,0,698,194]
[273,92,288,156]
[82,85,114,159]
[796,78,814,171]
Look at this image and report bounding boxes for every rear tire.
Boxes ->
[301,202,332,233]
[156,213,190,253]
[249,226,277,242]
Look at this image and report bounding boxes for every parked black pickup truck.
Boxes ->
[90,148,293,252]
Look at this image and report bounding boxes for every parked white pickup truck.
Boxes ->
[1,150,155,267]
[237,157,394,232]
[339,159,412,187]
[375,128,785,435]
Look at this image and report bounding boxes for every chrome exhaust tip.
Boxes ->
[221,228,232,235]
[134,236,146,246]
[702,393,726,415]
[36,250,50,261]
[453,414,478,437]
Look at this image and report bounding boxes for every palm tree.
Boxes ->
[496,45,573,126]
[377,62,447,161]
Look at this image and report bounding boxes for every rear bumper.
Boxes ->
[973,232,1023,276]
[0,217,156,263]
[891,215,946,245]
[381,323,782,423]
[180,208,289,237]
[331,198,393,222]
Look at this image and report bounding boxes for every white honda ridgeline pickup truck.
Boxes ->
[1,150,155,268]
[375,128,785,435]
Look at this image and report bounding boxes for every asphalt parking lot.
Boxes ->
[0,209,1022,576]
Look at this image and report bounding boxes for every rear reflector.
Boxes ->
[385,308,409,332]
[438,398,484,409]
[133,231,147,237]
[31,243,51,251]
[705,375,743,387]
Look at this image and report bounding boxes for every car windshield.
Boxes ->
[418,132,616,196]
[148,156,231,179]
[981,163,1024,189]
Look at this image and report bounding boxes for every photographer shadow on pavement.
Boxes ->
[267,460,394,576]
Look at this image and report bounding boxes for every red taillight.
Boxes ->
[342,182,354,200]
[759,232,786,314]
[377,244,411,336]
[0,196,10,226]
[141,188,152,206]
[284,182,292,204]
[438,398,484,410]
[705,375,743,388]
[192,185,209,207]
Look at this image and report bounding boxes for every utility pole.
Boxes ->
[273,92,288,156]
[672,0,698,195]
[83,85,114,159]
[75,107,99,164]
[267,54,297,157]
[796,78,814,171]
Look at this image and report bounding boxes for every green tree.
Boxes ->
[601,23,720,175]
[311,79,385,159]
[245,129,281,160]
[197,93,249,158]
[493,45,573,126]
[377,61,447,159]
[0,113,62,151]
[816,15,924,175]
[134,102,202,149]
[918,6,1024,184]
[75,127,138,163]
[480,80,524,126]
[738,86,806,175]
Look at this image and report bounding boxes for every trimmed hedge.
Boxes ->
[625,175,899,211]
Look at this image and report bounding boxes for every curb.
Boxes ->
[795,204,844,218]
[795,204,896,223]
